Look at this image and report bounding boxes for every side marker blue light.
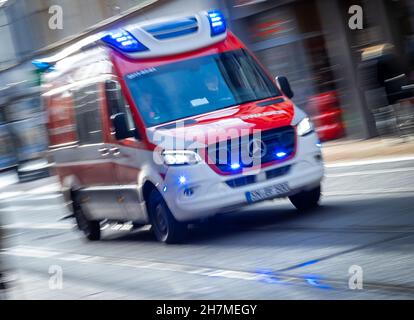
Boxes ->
[316,139,322,148]
[179,176,187,184]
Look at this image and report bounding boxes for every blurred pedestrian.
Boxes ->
[359,44,413,136]
[376,45,411,105]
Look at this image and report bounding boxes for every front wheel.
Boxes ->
[289,185,321,212]
[148,190,187,244]
[72,193,101,241]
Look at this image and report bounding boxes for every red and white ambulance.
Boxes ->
[36,10,324,243]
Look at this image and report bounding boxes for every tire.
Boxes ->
[289,185,321,212]
[148,189,187,244]
[72,193,101,241]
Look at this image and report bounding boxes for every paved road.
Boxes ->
[1,158,414,299]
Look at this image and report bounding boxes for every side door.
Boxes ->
[71,81,127,221]
[104,79,148,223]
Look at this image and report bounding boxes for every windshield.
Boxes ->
[125,49,281,127]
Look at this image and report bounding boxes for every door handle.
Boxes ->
[110,147,121,156]
[98,147,110,156]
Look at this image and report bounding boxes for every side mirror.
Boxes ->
[111,113,135,140]
[275,76,294,99]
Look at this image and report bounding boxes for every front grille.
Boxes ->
[266,165,291,180]
[207,126,296,174]
[225,165,292,188]
[225,175,256,188]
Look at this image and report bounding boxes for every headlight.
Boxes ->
[162,150,202,166]
[296,117,314,136]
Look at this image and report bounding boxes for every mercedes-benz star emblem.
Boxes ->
[249,138,267,159]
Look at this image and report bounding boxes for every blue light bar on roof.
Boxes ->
[207,10,227,37]
[32,60,53,71]
[101,29,149,53]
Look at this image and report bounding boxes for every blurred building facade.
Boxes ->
[0,0,414,174]
[0,0,221,175]
[225,0,414,139]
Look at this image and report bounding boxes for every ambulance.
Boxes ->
[36,10,324,243]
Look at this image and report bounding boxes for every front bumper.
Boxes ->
[162,132,324,222]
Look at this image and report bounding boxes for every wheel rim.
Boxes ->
[154,203,168,238]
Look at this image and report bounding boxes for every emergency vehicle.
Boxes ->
[35,10,324,243]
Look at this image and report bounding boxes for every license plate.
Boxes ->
[246,182,290,203]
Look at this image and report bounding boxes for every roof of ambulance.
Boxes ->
[34,10,234,71]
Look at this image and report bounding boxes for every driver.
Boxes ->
[139,92,161,124]
[204,73,221,101]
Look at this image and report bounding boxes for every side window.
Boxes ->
[105,80,138,138]
[124,105,136,133]
[73,83,103,144]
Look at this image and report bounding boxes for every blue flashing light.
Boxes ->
[207,10,227,36]
[32,60,53,72]
[101,29,149,53]
[163,186,168,192]
[179,176,187,185]
[256,269,282,285]
[304,275,332,290]
[276,151,287,159]
[230,163,241,170]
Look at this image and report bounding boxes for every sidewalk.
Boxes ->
[322,137,414,163]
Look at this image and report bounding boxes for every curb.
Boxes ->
[326,155,414,167]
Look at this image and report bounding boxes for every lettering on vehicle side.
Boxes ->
[126,67,157,80]
[240,110,287,120]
